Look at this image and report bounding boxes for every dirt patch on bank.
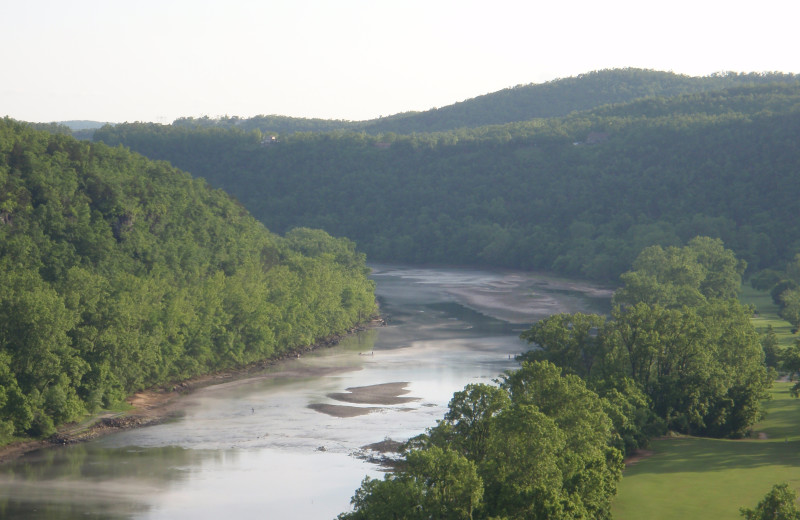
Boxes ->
[127,390,176,414]
[624,449,655,467]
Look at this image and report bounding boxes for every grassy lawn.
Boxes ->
[611,285,798,518]
[612,382,800,519]
[739,285,797,347]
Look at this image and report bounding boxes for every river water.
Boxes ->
[0,265,611,520]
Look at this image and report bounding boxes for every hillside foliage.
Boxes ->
[0,119,376,443]
[95,80,800,281]
[168,69,799,135]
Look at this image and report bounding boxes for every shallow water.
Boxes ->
[0,265,611,520]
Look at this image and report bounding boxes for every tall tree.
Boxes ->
[520,313,606,379]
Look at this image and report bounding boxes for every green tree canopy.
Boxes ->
[740,483,800,520]
[343,361,624,520]
[613,237,746,308]
[522,240,770,439]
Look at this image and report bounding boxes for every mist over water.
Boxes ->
[0,265,610,520]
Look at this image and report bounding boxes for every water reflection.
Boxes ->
[0,266,611,519]
[0,444,211,519]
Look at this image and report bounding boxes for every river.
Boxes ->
[0,265,611,520]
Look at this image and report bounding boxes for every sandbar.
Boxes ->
[328,382,419,405]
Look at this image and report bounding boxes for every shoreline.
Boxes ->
[0,318,383,465]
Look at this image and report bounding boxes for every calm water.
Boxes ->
[0,265,611,520]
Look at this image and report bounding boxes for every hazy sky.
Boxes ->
[2,0,798,124]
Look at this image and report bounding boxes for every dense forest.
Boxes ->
[94,71,800,281]
[338,239,772,519]
[0,118,376,444]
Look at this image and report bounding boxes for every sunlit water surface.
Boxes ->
[0,265,610,519]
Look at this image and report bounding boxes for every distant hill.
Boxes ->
[172,114,355,134]
[57,120,108,130]
[26,121,109,140]
[362,69,800,133]
[169,69,800,135]
[95,79,800,281]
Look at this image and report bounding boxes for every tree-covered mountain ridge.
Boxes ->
[51,69,798,139]
[361,68,800,133]
[95,80,800,281]
[165,68,799,135]
[0,118,376,443]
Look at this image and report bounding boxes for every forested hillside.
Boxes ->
[95,81,800,281]
[0,119,375,443]
[166,69,799,136]
[362,68,799,134]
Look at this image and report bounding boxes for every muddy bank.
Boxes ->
[444,274,614,323]
[0,320,381,464]
[354,438,406,469]
[370,265,613,324]
[308,404,383,417]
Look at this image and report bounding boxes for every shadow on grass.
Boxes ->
[760,407,800,440]
[628,437,800,475]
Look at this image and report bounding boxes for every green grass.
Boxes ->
[612,382,800,519]
[739,285,796,347]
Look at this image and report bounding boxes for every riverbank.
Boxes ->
[0,319,383,465]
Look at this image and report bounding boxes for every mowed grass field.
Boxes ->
[739,285,796,347]
[612,383,800,519]
[613,287,799,519]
